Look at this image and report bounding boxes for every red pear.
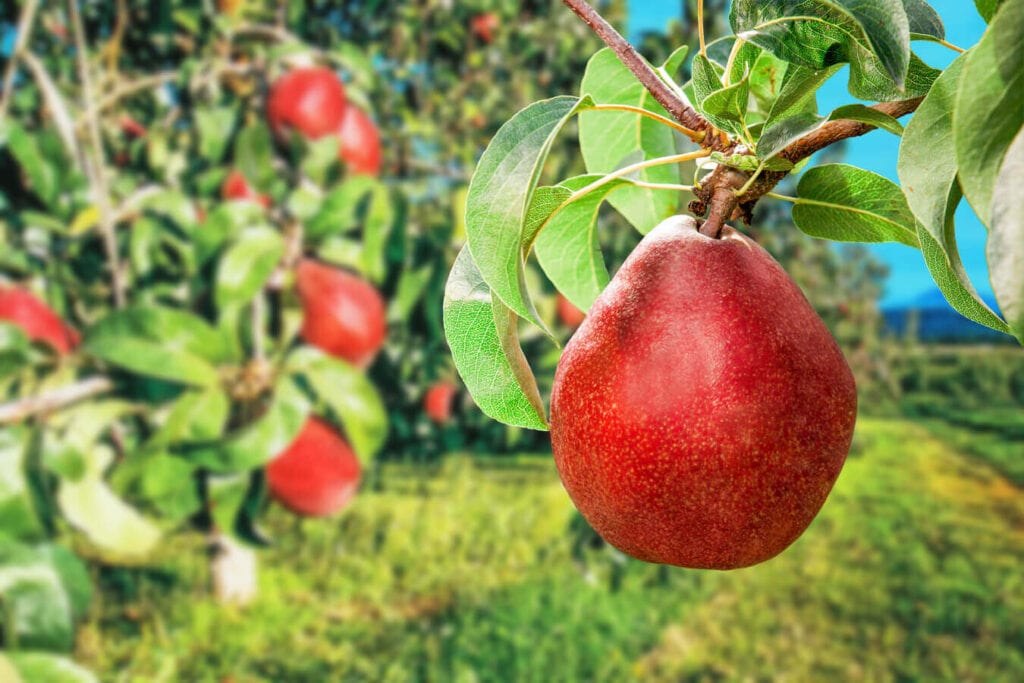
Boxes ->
[266,417,361,517]
[550,215,857,570]
[0,286,79,355]
[221,170,271,208]
[266,67,346,140]
[337,106,382,176]
[296,259,386,368]
[119,115,147,138]
[470,13,499,43]
[556,294,586,328]
[424,382,457,424]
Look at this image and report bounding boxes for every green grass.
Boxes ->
[77,419,1024,682]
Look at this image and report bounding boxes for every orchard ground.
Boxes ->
[78,414,1023,682]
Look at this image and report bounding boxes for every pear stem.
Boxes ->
[560,0,719,146]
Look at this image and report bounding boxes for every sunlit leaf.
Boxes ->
[215,227,285,310]
[953,0,1023,227]
[579,48,682,233]
[3,652,98,683]
[183,378,310,472]
[443,247,547,430]
[287,347,388,464]
[897,53,1009,335]
[988,126,1024,338]
[466,96,594,333]
[58,446,162,564]
[793,164,919,246]
[730,0,911,87]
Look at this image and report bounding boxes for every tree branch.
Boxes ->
[0,0,40,123]
[779,97,924,162]
[560,0,717,146]
[69,0,126,308]
[694,97,926,229]
[0,376,114,425]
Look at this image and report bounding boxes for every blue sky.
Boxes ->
[629,1,991,306]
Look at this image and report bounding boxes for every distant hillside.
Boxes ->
[882,289,1012,344]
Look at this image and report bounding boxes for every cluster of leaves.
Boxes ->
[445,0,1023,431]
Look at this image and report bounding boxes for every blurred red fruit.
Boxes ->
[424,382,457,424]
[0,287,79,355]
[266,67,346,140]
[119,115,147,138]
[296,259,386,368]
[266,418,361,517]
[338,106,382,176]
[221,170,271,208]
[557,294,586,328]
[470,13,499,43]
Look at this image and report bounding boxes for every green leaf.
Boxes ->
[988,125,1024,338]
[954,0,1023,227]
[466,96,594,334]
[443,247,547,430]
[286,348,388,464]
[39,544,92,622]
[148,387,230,449]
[904,0,944,39]
[847,47,939,101]
[747,50,792,121]
[974,0,1005,21]
[57,445,162,564]
[702,80,750,136]
[579,49,681,233]
[215,228,285,310]
[757,113,825,161]
[183,378,310,473]
[194,202,268,265]
[3,653,98,683]
[897,52,1008,335]
[793,164,919,246]
[5,124,59,207]
[0,429,47,542]
[691,55,749,136]
[763,65,841,133]
[0,541,74,650]
[730,0,911,87]
[300,136,342,187]
[827,104,904,135]
[388,265,434,322]
[918,185,1011,334]
[234,123,275,192]
[84,307,232,387]
[195,106,236,163]
[533,176,617,313]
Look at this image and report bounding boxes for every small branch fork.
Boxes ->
[561,0,925,238]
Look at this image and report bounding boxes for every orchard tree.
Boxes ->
[0,1,404,677]
[445,0,1023,569]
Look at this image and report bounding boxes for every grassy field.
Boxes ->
[77,418,1023,682]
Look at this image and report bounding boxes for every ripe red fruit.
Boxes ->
[119,115,147,138]
[556,294,586,328]
[266,417,361,517]
[221,170,271,208]
[0,287,79,355]
[550,216,857,570]
[470,13,499,43]
[296,259,386,368]
[337,106,382,176]
[266,67,347,140]
[424,382,457,424]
